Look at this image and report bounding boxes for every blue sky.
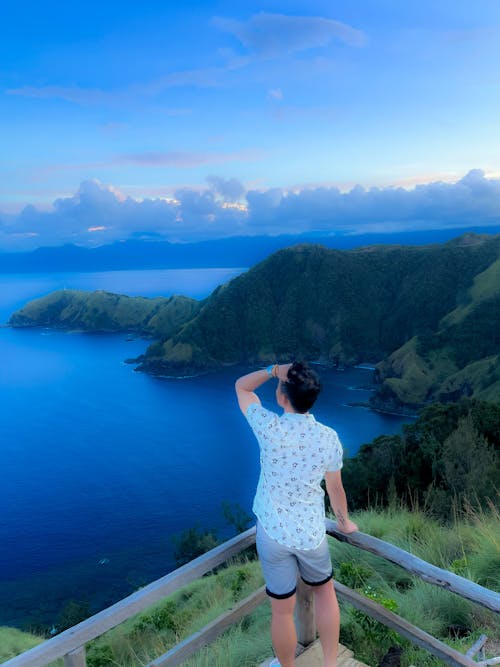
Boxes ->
[1,0,500,249]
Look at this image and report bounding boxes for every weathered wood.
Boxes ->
[145,586,267,667]
[295,578,316,647]
[334,582,478,667]
[465,634,487,658]
[1,527,256,667]
[326,519,500,613]
[63,646,86,667]
[258,642,360,667]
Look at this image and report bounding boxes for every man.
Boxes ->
[235,361,358,667]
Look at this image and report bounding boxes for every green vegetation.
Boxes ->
[9,289,201,338]
[136,233,500,407]
[343,398,500,518]
[4,507,498,667]
[10,233,500,408]
[0,627,44,663]
[172,525,219,567]
[334,506,500,666]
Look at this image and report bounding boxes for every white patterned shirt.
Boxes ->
[246,403,343,550]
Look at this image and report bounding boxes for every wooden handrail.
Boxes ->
[2,522,499,667]
[1,528,256,667]
[325,519,500,613]
[335,582,478,667]
[144,587,267,667]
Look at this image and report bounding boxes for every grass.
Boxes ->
[442,256,500,327]
[331,505,500,666]
[2,506,499,667]
[81,557,273,667]
[0,627,45,663]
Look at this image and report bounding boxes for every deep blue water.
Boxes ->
[0,270,411,629]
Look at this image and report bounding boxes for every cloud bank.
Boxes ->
[1,170,499,250]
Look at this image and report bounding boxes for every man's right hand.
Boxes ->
[337,519,358,534]
[276,363,292,381]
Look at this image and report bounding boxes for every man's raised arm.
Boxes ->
[235,364,291,415]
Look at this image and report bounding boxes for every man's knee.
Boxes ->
[312,577,332,592]
[313,579,337,603]
[271,594,296,616]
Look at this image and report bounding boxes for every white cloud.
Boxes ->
[206,175,246,201]
[1,171,499,250]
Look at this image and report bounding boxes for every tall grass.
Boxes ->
[0,627,43,663]
[3,506,499,667]
[332,505,500,666]
[83,557,273,667]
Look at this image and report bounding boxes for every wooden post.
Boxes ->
[63,646,86,667]
[295,578,315,648]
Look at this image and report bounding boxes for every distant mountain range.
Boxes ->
[9,232,500,410]
[2,226,500,272]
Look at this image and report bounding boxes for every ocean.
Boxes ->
[0,269,411,629]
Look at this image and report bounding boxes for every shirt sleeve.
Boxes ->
[245,403,278,444]
[326,430,344,472]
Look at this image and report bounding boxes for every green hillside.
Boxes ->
[137,234,500,407]
[9,289,202,339]
[9,233,500,408]
[374,256,500,410]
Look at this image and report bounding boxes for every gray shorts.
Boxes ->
[256,522,333,599]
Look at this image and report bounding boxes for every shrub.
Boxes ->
[172,526,219,566]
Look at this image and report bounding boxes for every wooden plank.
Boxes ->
[2,527,256,667]
[465,634,487,658]
[259,642,357,667]
[145,586,267,667]
[334,582,478,667]
[295,578,316,647]
[63,646,86,667]
[294,639,322,667]
[326,519,500,613]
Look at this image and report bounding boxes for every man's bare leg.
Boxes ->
[270,595,297,667]
[314,580,339,667]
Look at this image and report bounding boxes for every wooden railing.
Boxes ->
[2,522,499,667]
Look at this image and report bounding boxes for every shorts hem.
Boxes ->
[266,586,297,600]
[301,571,333,587]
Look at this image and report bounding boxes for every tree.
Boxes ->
[222,501,252,533]
[442,415,498,508]
[172,526,219,567]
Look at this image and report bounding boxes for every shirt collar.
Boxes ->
[281,411,314,421]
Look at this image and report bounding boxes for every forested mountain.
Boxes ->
[10,233,500,409]
[136,233,500,407]
[342,398,500,516]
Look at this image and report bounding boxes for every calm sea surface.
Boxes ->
[0,269,411,629]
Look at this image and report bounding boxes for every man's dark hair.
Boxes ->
[281,361,321,413]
